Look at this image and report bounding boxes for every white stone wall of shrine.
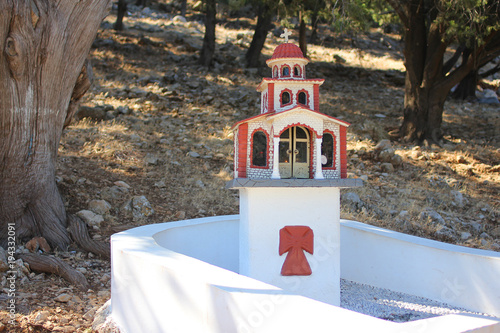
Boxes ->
[272,82,316,112]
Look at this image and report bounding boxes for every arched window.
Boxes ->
[282,66,290,77]
[252,131,267,167]
[273,66,278,78]
[321,133,335,168]
[298,91,307,105]
[281,91,291,105]
[293,65,301,77]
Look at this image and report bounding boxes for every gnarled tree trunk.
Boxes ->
[0,0,111,249]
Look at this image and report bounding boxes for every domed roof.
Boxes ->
[269,43,306,60]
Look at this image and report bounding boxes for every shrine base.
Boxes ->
[239,186,341,306]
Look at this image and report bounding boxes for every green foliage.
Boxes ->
[435,0,500,47]
[330,0,400,33]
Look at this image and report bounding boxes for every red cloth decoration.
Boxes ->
[279,226,314,276]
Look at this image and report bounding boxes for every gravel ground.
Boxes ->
[340,279,498,322]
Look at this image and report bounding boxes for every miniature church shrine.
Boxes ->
[227,30,361,306]
[232,29,350,180]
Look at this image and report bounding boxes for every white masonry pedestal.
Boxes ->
[227,178,362,306]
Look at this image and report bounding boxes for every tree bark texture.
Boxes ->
[392,0,476,143]
[199,0,216,67]
[19,253,90,291]
[114,0,128,31]
[0,0,111,249]
[299,13,307,57]
[246,3,274,68]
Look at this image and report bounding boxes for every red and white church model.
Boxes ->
[227,30,361,306]
[231,29,350,181]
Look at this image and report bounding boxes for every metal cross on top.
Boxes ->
[280,28,292,43]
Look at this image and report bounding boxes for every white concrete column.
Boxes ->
[239,186,341,306]
[314,137,324,179]
[271,136,280,179]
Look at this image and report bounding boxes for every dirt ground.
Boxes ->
[1,4,499,332]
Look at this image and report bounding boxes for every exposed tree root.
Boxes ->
[18,253,90,291]
[68,215,110,259]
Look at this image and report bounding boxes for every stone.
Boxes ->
[114,181,131,189]
[76,267,87,274]
[0,246,9,272]
[77,106,107,121]
[175,211,186,219]
[83,309,96,322]
[378,148,395,163]
[374,139,392,151]
[460,232,472,240]
[480,232,491,239]
[76,210,104,229]
[92,300,121,333]
[55,293,72,303]
[380,163,394,173]
[33,310,50,324]
[123,196,154,219]
[88,200,112,215]
[144,153,159,165]
[390,154,403,166]
[342,192,363,209]
[101,186,128,202]
[419,208,446,225]
[173,15,187,23]
[450,191,467,207]
[435,225,457,242]
[188,151,200,158]
[26,237,51,253]
[491,226,500,238]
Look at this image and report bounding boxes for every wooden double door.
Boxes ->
[278,126,310,179]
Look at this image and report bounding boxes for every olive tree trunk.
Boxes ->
[0,0,111,249]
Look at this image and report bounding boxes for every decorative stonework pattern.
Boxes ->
[272,111,323,137]
[247,120,273,179]
[273,83,314,112]
[323,122,341,179]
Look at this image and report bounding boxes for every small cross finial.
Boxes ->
[280,28,292,43]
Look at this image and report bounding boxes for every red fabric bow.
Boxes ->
[279,226,314,276]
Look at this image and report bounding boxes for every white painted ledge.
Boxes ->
[110,215,500,333]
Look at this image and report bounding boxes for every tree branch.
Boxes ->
[385,0,409,28]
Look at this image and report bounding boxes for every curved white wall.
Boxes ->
[110,215,500,333]
[340,220,500,318]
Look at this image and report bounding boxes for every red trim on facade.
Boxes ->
[280,88,293,107]
[313,84,320,111]
[339,126,347,178]
[280,64,291,78]
[237,124,248,178]
[268,83,275,112]
[321,130,337,170]
[293,65,302,78]
[297,89,310,108]
[250,128,270,169]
